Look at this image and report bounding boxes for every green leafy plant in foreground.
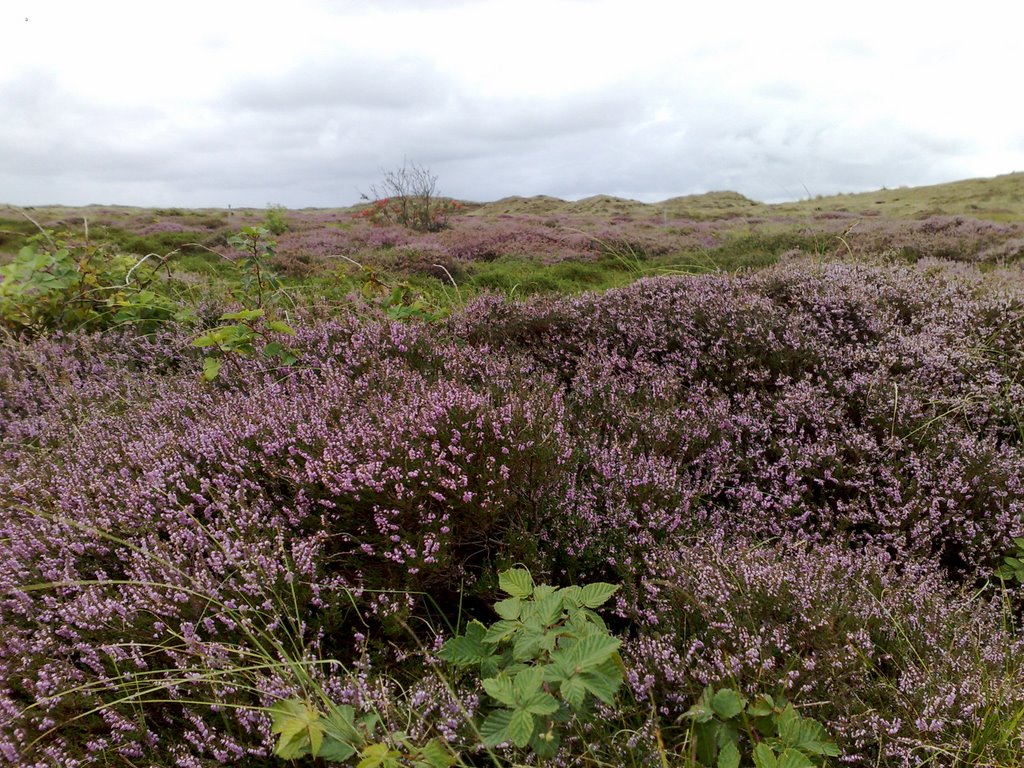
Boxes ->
[265,203,289,236]
[193,226,298,380]
[269,569,623,765]
[682,686,838,768]
[437,568,624,759]
[994,537,1024,584]
[341,256,450,323]
[191,307,297,380]
[0,225,182,333]
[269,699,457,767]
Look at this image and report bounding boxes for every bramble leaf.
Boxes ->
[579,582,618,608]
[557,585,584,609]
[717,739,741,768]
[533,584,557,600]
[323,703,361,745]
[752,743,779,768]
[747,694,776,717]
[270,699,322,759]
[711,688,746,720]
[220,308,264,321]
[266,319,295,335]
[415,738,458,768]
[201,356,222,381]
[568,633,621,671]
[776,748,815,768]
[482,673,517,707]
[356,742,399,768]
[437,621,490,665]
[483,619,520,645]
[480,709,514,747]
[512,627,545,661]
[507,708,535,748]
[535,592,564,625]
[559,675,586,709]
[499,568,534,598]
[494,596,522,620]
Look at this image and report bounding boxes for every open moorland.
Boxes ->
[2,172,1024,767]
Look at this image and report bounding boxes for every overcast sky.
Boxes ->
[3,1,1023,208]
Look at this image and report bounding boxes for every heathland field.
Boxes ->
[2,173,1024,767]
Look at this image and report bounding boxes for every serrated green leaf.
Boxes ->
[533,584,557,600]
[535,592,564,626]
[192,333,219,348]
[357,742,397,768]
[480,709,514,747]
[559,674,586,709]
[323,703,360,744]
[521,690,560,716]
[499,568,534,598]
[437,623,491,666]
[507,708,535,748]
[275,731,311,760]
[557,585,584,608]
[308,719,324,757]
[359,713,380,739]
[717,739,741,768]
[579,581,618,608]
[270,699,321,759]
[220,308,264,321]
[482,673,518,707]
[776,749,815,768]
[481,652,502,679]
[494,596,522,620]
[694,720,720,766]
[483,619,520,645]
[579,668,620,705]
[201,356,221,381]
[795,718,837,754]
[269,698,310,736]
[581,607,609,631]
[512,627,545,661]
[266,319,295,335]
[752,743,778,768]
[415,738,457,768]
[711,688,746,720]
[513,665,545,698]
[776,704,800,745]
[262,340,284,358]
[683,700,715,724]
[747,694,776,717]
[717,720,740,749]
[317,736,358,762]
[569,633,621,671]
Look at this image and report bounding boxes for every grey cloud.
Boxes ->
[0,49,1009,208]
[225,54,451,112]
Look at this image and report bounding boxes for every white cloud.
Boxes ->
[2,0,1024,206]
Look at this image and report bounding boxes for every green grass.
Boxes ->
[774,172,1024,221]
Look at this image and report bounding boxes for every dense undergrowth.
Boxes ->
[1,195,1024,766]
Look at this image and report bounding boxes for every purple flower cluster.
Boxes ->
[2,257,1023,765]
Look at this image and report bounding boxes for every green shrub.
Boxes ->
[0,231,181,334]
[682,686,838,767]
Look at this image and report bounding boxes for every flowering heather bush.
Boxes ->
[2,258,1023,765]
[624,537,1024,767]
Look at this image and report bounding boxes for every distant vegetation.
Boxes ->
[1,173,1023,766]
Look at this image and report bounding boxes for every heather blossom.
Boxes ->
[2,257,1023,765]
